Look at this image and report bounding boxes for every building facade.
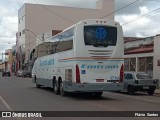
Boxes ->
[4,49,12,72]
[124,35,160,86]
[17,0,115,70]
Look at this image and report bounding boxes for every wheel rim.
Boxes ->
[54,83,58,92]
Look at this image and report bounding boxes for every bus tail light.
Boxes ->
[119,64,124,83]
[76,64,81,83]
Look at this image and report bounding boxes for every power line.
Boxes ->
[100,0,141,19]
[0,36,54,38]
[121,7,160,25]
[144,0,160,2]
[31,0,74,24]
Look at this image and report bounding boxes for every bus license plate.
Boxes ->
[143,86,149,89]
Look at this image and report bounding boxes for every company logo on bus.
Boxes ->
[39,59,54,66]
[96,27,107,40]
[81,64,118,69]
[81,64,119,73]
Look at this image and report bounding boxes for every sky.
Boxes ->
[0,0,160,55]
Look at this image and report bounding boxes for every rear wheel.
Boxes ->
[128,85,134,95]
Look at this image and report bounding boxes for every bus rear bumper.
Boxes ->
[64,82,123,92]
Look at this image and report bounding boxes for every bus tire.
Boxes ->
[54,80,60,95]
[35,76,41,88]
[52,77,56,92]
[60,81,67,96]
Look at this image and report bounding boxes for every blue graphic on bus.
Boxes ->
[96,27,107,40]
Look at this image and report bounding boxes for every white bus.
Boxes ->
[32,19,124,97]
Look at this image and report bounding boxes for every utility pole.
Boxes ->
[2,53,3,71]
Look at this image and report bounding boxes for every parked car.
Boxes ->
[22,70,31,78]
[122,71,157,95]
[2,70,11,77]
[16,70,24,77]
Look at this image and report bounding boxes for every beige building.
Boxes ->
[17,0,115,70]
[3,49,12,71]
[153,35,160,81]
[0,63,5,71]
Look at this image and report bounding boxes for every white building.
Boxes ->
[124,35,160,87]
[153,35,160,81]
[17,0,115,70]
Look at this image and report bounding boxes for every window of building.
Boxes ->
[19,32,21,36]
[139,57,146,72]
[130,58,136,71]
[124,59,129,71]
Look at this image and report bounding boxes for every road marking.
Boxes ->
[0,96,22,120]
[0,96,13,111]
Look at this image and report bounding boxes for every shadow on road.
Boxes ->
[34,86,119,101]
[112,91,157,96]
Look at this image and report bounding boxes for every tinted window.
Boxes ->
[50,27,74,53]
[125,73,133,80]
[84,26,117,47]
[61,27,74,42]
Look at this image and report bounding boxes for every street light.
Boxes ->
[19,29,47,71]
[18,29,49,71]
[8,42,16,45]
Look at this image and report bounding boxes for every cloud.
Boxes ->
[0,16,17,56]
[115,0,147,15]
[115,4,160,37]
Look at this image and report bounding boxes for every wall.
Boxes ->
[153,35,160,82]
[0,63,5,71]
[125,37,154,49]
[5,49,12,71]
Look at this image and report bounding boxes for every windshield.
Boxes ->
[136,73,152,79]
[84,26,117,47]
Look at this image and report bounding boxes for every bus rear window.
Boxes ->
[84,26,117,47]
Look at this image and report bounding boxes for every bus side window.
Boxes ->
[49,27,74,54]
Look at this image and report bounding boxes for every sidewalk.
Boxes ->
[155,89,160,94]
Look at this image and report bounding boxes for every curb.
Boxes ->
[155,89,160,94]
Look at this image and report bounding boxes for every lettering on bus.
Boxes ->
[39,59,54,66]
[81,64,118,69]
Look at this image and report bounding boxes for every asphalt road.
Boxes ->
[0,75,160,120]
